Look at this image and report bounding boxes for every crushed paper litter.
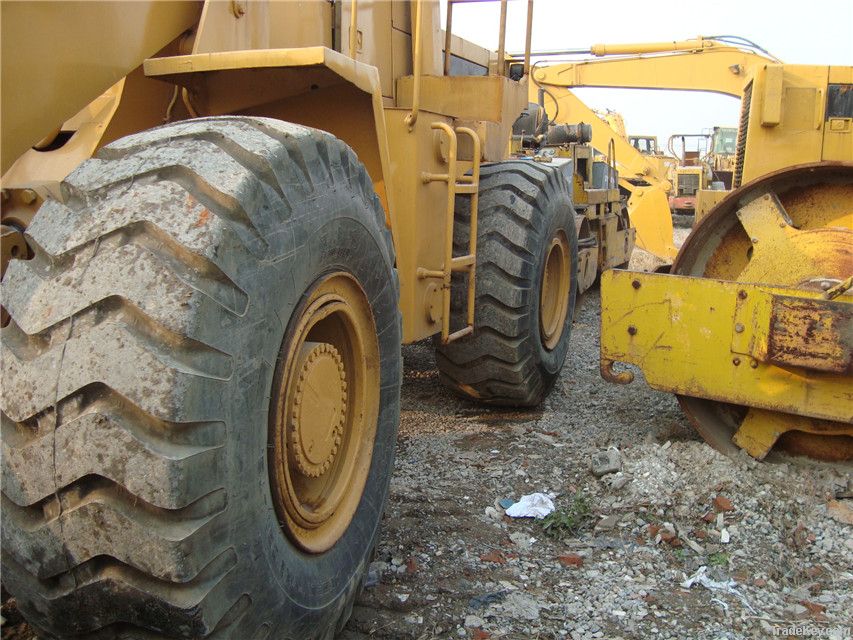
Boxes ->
[504,493,556,519]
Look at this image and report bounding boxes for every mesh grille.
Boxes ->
[677,172,701,196]
[733,81,752,188]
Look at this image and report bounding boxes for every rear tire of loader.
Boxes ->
[435,161,578,406]
[0,117,401,639]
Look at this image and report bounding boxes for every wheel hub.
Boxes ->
[290,342,347,478]
[539,231,571,350]
[268,272,380,553]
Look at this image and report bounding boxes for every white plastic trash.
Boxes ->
[504,493,555,519]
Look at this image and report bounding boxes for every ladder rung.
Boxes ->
[445,325,474,343]
[417,267,444,279]
[454,183,478,194]
[422,172,450,184]
[451,255,475,270]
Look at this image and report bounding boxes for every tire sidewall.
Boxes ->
[529,175,578,379]
[194,151,399,636]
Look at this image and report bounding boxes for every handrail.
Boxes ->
[495,0,507,77]
[404,0,424,130]
[523,0,533,75]
[444,0,532,79]
[607,138,617,189]
[417,0,533,131]
[418,122,483,344]
[455,126,481,332]
[443,0,454,76]
[349,0,358,59]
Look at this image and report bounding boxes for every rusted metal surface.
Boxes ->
[600,358,634,384]
[765,295,852,373]
[599,271,851,424]
[670,162,853,461]
[732,408,853,461]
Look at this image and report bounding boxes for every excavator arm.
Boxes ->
[528,38,777,260]
[534,38,777,98]
[536,87,678,259]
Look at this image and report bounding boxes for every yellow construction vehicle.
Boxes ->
[708,125,738,186]
[629,135,663,156]
[667,132,710,215]
[526,36,779,258]
[665,127,737,217]
[599,111,681,214]
[599,61,853,462]
[526,79,680,260]
[0,2,634,637]
[528,37,852,461]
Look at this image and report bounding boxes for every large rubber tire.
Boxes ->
[0,117,401,639]
[435,161,578,406]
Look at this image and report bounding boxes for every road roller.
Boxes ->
[600,63,852,461]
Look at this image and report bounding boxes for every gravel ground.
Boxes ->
[340,234,852,640]
[3,231,851,640]
[340,290,852,640]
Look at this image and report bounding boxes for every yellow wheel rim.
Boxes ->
[269,272,380,553]
[539,230,571,351]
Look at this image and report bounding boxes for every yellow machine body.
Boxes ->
[1,0,540,346]
[694,188,728,224]
[526,41,852,460]
[601,271,852,424]
[734,64,853,186]
[601,160,853,460]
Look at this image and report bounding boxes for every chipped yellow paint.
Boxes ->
[599,270,853,424]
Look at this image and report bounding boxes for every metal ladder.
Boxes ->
[418,122,482,344]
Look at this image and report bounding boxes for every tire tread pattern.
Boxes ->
[435,160,576,406]
[0,116,396,639]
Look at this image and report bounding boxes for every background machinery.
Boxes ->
[707,125,738,187]
[526,37,852,461]
[666,129,737,216]
[524,36,780,258]
[667,132,709,215]
[0,1,634,637]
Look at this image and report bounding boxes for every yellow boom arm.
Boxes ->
[535,38,777,98]
[529,38,777,260]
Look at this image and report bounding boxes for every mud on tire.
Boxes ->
[435,160,578,406]
[0,117,401,639]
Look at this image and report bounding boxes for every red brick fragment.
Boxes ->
[480,550,506,565]
[805,565,824,578]
[712,495,734,512]
[558,554,584,568]
[659,529,676,542]
[800,600,826,615]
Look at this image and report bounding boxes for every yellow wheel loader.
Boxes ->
[0,1,633,637]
